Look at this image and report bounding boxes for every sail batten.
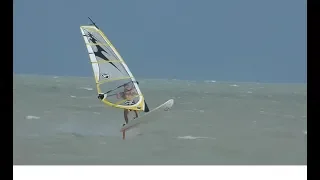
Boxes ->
[97,76,133,85]
[80,25,146,111]
[92,60,124,64]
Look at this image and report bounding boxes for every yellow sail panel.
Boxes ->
[80,25,146,111]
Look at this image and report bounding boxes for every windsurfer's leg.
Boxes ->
[134,110,138,119]
[124,109,129,124]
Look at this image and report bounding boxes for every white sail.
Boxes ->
[80,24,149,112]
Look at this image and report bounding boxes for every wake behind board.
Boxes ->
[120,99,174,132]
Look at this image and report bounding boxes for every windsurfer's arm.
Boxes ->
[116,92,123,99]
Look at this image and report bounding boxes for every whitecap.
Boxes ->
[79,87,93,91]
[204,80,216,83]
[177,136,216,140]
[283,114,295,119]
[25,115,40,120]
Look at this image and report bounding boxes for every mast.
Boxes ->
[88,17,99,29]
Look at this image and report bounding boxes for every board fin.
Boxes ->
[144,100,150,112]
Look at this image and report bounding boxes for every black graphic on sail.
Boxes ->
[86,32,121,72]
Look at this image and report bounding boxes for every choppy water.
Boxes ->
[13,74,307,165]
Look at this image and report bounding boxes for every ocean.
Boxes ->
[13,74,307,165]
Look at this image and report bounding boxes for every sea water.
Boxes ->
[13,74,307,165]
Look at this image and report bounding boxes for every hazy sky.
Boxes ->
[13,0,306,83]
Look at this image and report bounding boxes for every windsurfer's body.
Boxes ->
[116,83,139,125]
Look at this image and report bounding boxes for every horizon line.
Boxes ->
[13,73,307,85]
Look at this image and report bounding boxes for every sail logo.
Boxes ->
[101,73,110,79]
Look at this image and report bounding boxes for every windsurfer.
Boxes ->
[116,83,139,125]
[97,82,139,125]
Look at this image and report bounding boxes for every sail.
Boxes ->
[80,25,148,112]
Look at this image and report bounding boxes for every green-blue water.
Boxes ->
[13,74,307,165]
